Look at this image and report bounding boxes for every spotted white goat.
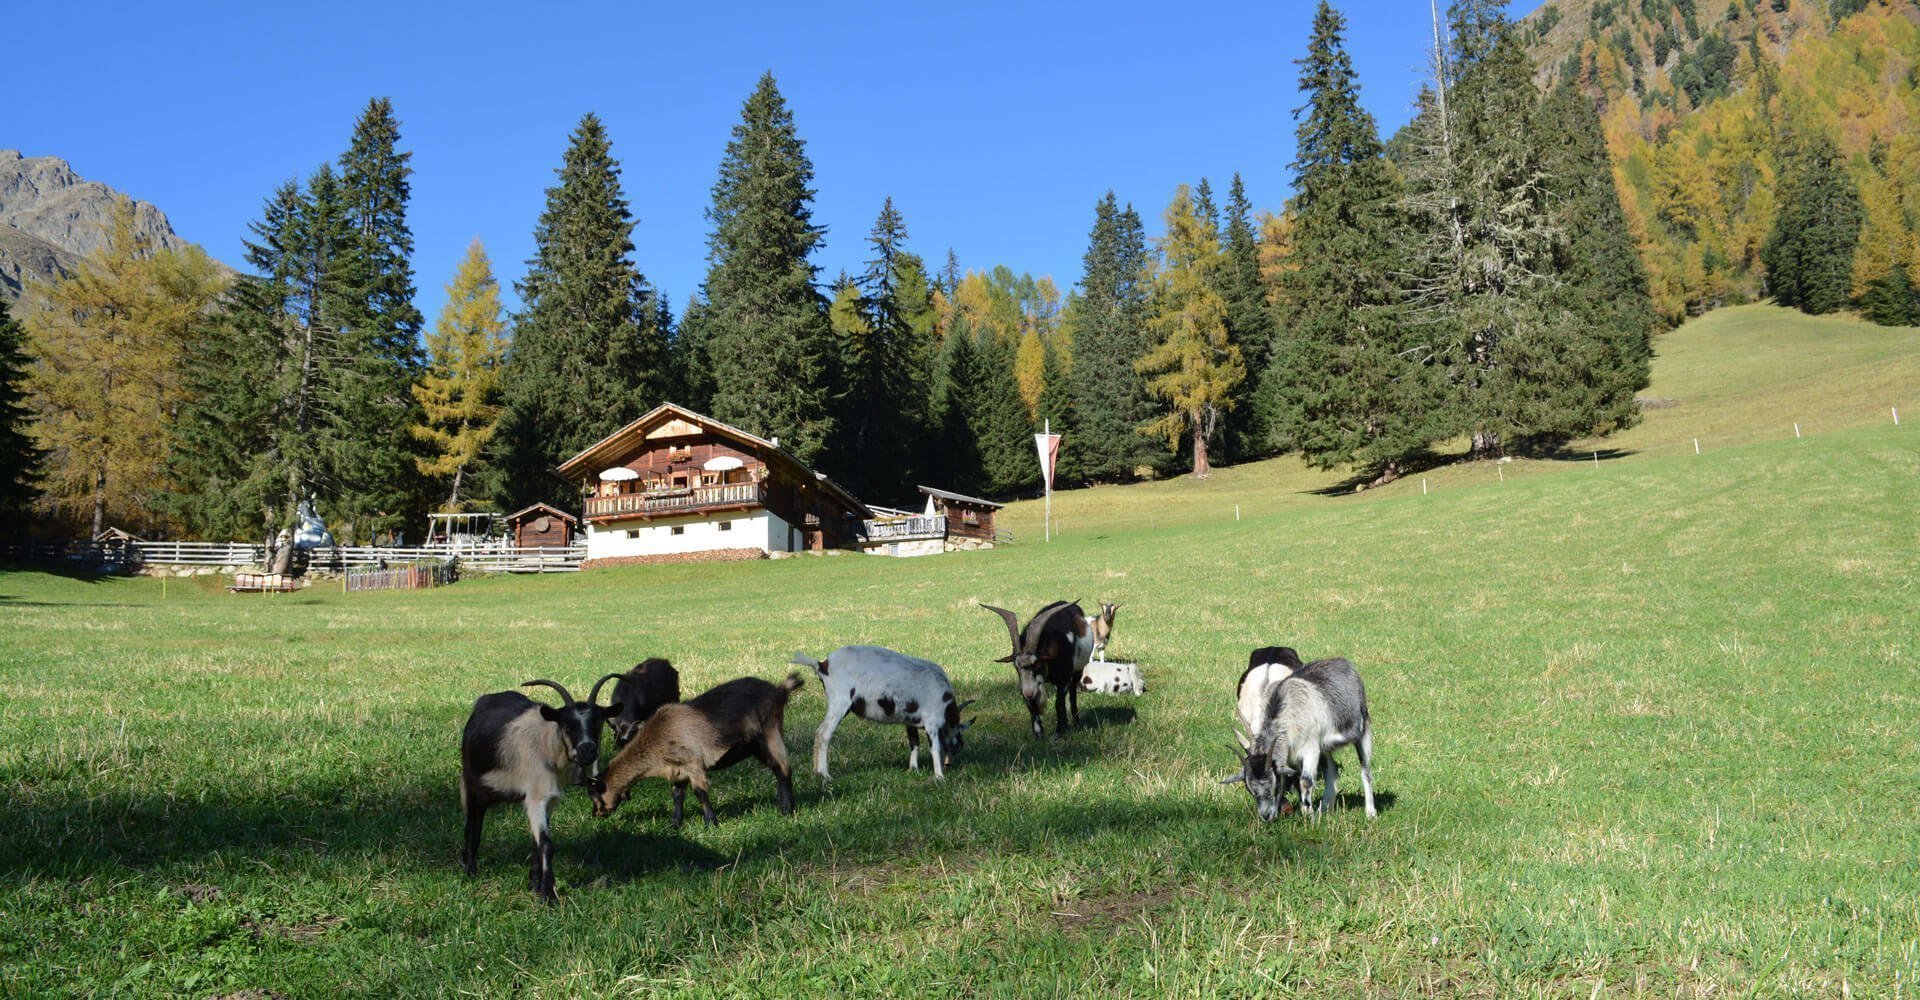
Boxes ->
[1224,657,1377,822]
[1079,659,1145,695]
[791,645,975,780]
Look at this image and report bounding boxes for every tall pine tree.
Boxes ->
[1762,125,1863,316]
[1216,174,1273,463]
[489,113,665,512]
[830,198,936,501]
[0,296,44,523]
[1065,193,1159,481]
[1273,1,1433,484]
[703,73,836,465]
[329,97,427,540]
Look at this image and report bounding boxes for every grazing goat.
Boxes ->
[606,657,681,748]
[460,675,619,902]
[1234,646,1305,741]
[981,600,1095,737]
[1224,658,1376,822]
[1079,659,1145,695]
[792,646,976,780]
[1091,602,1121,661]
[591,673,803,828]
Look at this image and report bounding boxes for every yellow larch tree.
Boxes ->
[411,240,508,512]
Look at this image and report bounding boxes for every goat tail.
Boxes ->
[789,651,823,674]
[780,671,806,695]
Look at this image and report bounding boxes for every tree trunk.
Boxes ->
[1471,431,1502,461]
[91,467,106,538]
[1367,459,1403,489]
[1190,418,1211,479]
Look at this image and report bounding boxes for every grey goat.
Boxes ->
[1224,658,1377,822]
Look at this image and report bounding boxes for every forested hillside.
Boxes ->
[1524,0,1920,323]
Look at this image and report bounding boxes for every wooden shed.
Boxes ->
[918,486,1003,543]
[505,503,578,549]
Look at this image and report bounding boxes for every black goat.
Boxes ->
[981,600,1095,737]
[607,657,682,748]
[459,676,617,902]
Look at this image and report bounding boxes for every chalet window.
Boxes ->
[962,510,979,525]
[701,473,718,486]
[719,521,732,532]
[671,526,685,536]
[626,529,639,539]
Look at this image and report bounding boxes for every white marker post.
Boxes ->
[1034,420,1061,543]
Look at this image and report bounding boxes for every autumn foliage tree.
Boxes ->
[22,199,225,535]
[1137,185,1244,479]
[412,240,508,511]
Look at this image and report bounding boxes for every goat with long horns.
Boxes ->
[980,600,1095,737]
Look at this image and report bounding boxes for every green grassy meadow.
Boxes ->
[2,308,1917,997]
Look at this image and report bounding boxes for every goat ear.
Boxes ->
[538,703,563,723]
[1218,774,1245,785]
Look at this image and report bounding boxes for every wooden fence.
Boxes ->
[1,539,586,573]
[344,561,458,593]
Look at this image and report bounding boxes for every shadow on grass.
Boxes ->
[0,561,114,585]
[1305,449,1453,496]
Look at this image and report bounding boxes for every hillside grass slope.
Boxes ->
[1,306,1916,996]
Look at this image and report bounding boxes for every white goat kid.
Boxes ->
[1079,660,1145,695]
[792,645,975,780]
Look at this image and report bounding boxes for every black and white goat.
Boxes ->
[592,674,803,828]
[1234,646,1305,740]
[791,645,976,780]
[981,600,1095,737]
[606,657,681,748]
[459,675,619,902]
[1079,659,1145,695]
[1223,657,1377,822]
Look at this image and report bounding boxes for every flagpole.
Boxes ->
[1044,419,1052,543]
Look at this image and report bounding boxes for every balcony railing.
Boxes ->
[584,482,766,520]
[861,515,947,541]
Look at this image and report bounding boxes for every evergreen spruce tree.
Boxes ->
[489,113,664,511]
[1217,174,1273,463]
[1138,185,1245,478]
[1534,83,1655,438]
[0,296,44,523]
[829,197,935,501]
[703,73,835,465]
[971,327,1038,494]
[671,296,717,411]
[411,240,508,511]
[329,97,427,540]
[1762,126,1863,316]
[1273,1,1432,484]
[1034,331,1080,482]
[1859,267,1919,326]
[927,317,987,494]
[1065,193,1159,480]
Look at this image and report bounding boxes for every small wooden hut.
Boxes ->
[505,503,578,549]
[918,486,1003,544]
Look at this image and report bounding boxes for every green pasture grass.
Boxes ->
[999,303,1920,542]
[3,414,1917,996]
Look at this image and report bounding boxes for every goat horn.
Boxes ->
[1219,774,1245,785]
[956,698,978,712]
[588,672,625,706]
[979,604,1022,651]
[1024,601,1081,651]
[522,678,575,705]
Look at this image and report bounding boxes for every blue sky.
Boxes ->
[7,1,1541,325]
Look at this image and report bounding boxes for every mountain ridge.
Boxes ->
[0,148,209,302]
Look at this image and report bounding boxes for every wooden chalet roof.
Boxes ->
[504,502,577,524]
[555,402,871,517]
[918,485,1005,510]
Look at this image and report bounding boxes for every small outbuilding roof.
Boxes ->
[917,485,1005,510]
[504,502,578,524]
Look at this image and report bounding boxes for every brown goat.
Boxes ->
[591,673,803,827]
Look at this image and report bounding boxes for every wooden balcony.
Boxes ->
[585,482,767,521]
